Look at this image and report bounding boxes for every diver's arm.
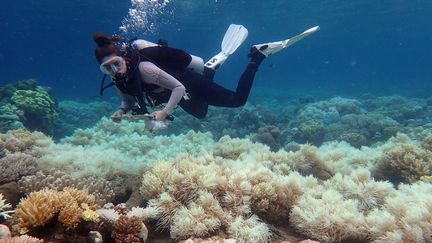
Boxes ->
[116,88,135,112]
[138,62,185,115]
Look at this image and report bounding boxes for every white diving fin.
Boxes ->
[253,26,320,57]
[205,24,249,70]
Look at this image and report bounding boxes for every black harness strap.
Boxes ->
[99,74,116,96]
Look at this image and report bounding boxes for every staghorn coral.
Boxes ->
[111,215,143,243]
[14,187,98,233]
[373,135,432,184]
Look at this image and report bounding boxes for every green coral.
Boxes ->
[11,86,58,134]
[12,87,57,119]
[295,119,326,145]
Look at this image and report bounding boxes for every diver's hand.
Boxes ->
[150,110,168,121]
[111,109,125,122]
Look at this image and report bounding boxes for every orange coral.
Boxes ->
[58,202,83,230]
[14,187,98,233]
[14,189,63,233]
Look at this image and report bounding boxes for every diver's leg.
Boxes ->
[178,99,209,119]
[188,62,262,108]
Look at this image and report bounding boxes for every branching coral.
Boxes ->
[253,125,282,151]
[373,135,432,184]
[0,129,50,154]
[289,144,334,180]
[139,145,323,241]
[18,170,115,205]
[289,189,369,243]
[0,152,38,183]
[170,191,226,240]
[226,215,272,243]
[0,193,14,220]
[11,87,58,120]
[325,169,395,213]
[14,187,98,233]
[112,215,143,243]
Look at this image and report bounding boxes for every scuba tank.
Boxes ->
[131,39,205,75]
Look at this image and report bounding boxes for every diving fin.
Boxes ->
[253,26,320,57]
[205,24,249,70]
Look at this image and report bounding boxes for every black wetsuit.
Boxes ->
[118,46,260,119]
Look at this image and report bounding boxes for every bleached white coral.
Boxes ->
[126,206,158,222]
[226,215,271,243]
[324,169,395,212]
[290,189,368,243]
[0,193,14,220]
[96,208,120,223]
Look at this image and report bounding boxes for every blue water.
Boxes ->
[1,0,431,99]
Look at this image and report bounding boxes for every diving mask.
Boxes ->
[100,56,126,76]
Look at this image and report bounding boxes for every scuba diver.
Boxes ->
[94,25,319,128]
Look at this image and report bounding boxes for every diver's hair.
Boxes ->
[93,32,123,47]
[93,32,123,63]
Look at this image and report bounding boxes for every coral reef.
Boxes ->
[55,99,115,138]
[96,203,150,242]
[0,79,38,103]
[18,170,115,205]
[3,92,432,242]
[14,187,97,233]
[11,86,59,135]
[253,125,282,151]
[0,152,38,184]
[111,215,143,243]
[0,129,51,184]
[372,134,432,184]
[0,193,14,221]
